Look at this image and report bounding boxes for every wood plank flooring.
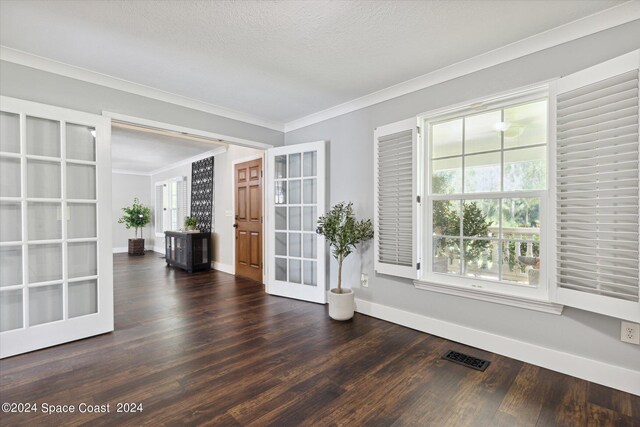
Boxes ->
[1,253,638,426]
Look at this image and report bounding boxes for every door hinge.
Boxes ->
[416,195,421,203]
[261,170,263,177]
[416,262,421,270]
[416,126,421,135]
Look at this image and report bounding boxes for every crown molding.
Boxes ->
[283,2,640,132]
[0,46,285,132]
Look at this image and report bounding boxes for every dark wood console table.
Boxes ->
[164,231,212,273]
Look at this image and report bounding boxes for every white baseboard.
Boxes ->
[354,298,640,396]
[153,245,165,255]
[213,262,234,275]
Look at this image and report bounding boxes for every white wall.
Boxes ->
[111,172,152,252]
[285,20,640,374]
[148,144,262,273]
[213,145,264,273]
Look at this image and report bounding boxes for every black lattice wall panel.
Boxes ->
[191,156,214,233]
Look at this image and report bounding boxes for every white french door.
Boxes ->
[266,141,326,303]
[0,96,113,358]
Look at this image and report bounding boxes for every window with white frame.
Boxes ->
[375,51,639,318]
[423,92,548,293]
[154,177,188,234]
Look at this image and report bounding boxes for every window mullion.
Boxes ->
[499,108,505,281]
[432,142,546,161]
[459,200,464,277]
[460,117,466,275]
[461,116,466,195]
[432,190,545,200]
[500,108,505,193]
[498,198,503,281]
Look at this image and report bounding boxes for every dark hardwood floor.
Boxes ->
[1,253,638,426]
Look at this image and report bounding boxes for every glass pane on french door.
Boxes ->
[274,154,315,284]
[0,96,112,358]
[267,141,326,304]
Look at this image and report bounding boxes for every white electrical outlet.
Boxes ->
[620,321,640,345]
[360,273,369,288]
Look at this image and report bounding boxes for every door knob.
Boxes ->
[233,224,238,228]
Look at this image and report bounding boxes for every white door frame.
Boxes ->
[0,96,113,358]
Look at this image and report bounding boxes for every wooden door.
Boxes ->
[235,159,263,282]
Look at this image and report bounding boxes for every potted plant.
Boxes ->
[317,202,374,321]
[184,216,197,231]
[117,198,151,255]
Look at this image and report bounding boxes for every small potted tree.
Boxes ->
[317,202,374,321]
[118,198,151,255]
[184,216,197,231]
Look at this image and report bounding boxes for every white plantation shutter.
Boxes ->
[374,118,419,278]
[555,50,640,322]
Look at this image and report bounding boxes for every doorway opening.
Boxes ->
[106,112,268,282]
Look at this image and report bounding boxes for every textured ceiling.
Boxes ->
[111,127,222,173]
[0,0,625,124]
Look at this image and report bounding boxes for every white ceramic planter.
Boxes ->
[328,288,355,321]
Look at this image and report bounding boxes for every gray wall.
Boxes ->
[285,21,640,371]
[112,173,152,250]
[0,61,284,147]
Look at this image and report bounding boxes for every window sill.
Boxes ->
[413,279,564,315]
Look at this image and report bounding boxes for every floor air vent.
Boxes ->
[442,350,490,371]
